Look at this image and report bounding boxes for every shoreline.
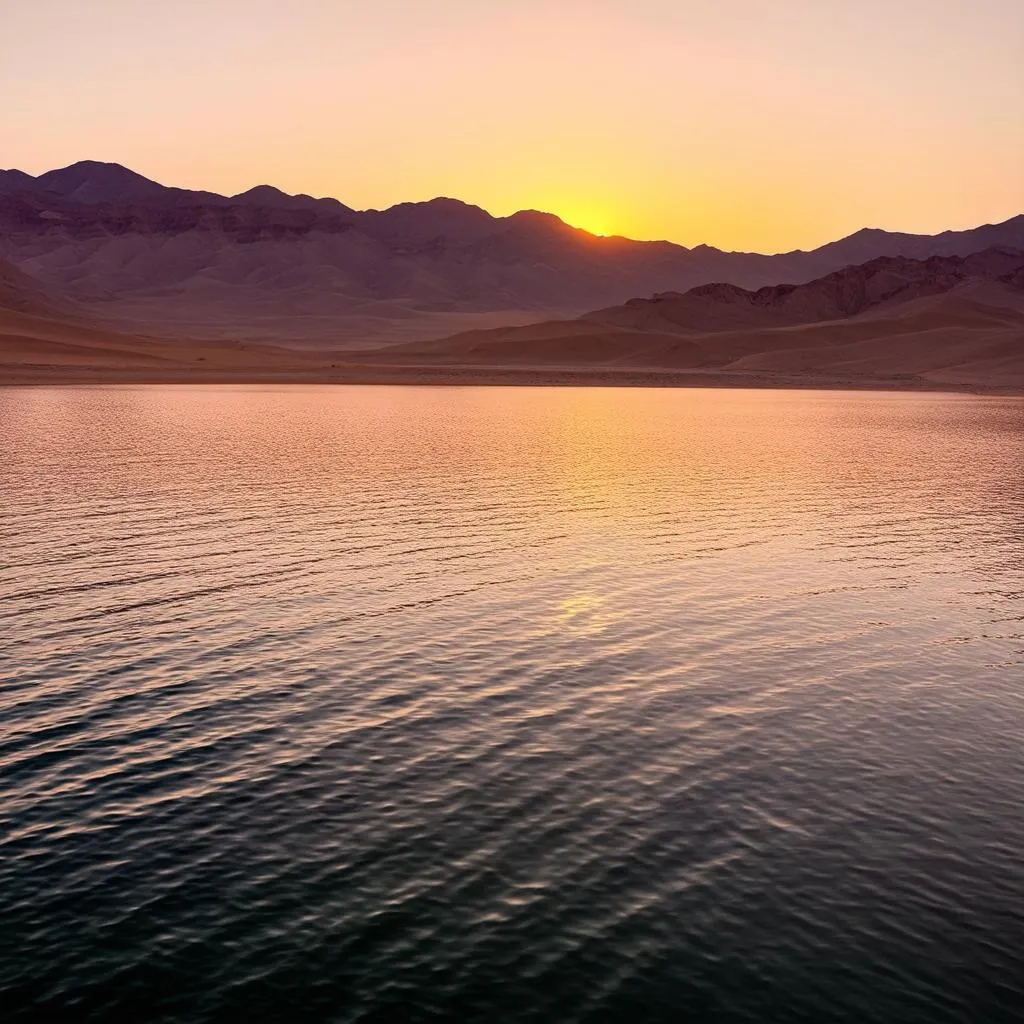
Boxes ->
[1,361,1020,396]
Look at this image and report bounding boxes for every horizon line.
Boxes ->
[5,157,1023,260]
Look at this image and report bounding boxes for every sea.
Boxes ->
[2,384,1022,1022]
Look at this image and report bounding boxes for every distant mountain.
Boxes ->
[585,247,1024,332]
[1,160,354,210]
[0,168,38,194]
[230,184,353,215]
[31,160,174,204]
[0,160,1021,347]
[809,222,1024,267]
[382,248,1024,388]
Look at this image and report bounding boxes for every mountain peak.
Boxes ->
[228,184,354,214]
[505,209,573,234]
[0,168,38,194]
[379,196,489,216]
[233,184,291,201]
[361,196,497,244]
[34,160,168,203]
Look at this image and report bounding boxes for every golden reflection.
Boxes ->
[553,593,616,638]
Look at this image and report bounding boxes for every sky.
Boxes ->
[2,0,1022,253]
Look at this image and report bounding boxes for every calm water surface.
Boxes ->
[1,385,1023,1023]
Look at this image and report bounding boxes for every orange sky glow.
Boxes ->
[2,0,1022,252]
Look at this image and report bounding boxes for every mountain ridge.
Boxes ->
[372,247,1024,388]
[5,159,1022,256]
[1,160,1022,347]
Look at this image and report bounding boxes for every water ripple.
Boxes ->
[1,385,1023,1023]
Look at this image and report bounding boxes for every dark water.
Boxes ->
[1,385,1023,1023]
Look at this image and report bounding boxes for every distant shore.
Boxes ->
[1,360,1020,395]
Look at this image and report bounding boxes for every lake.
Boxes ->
[1,385,1022,1022]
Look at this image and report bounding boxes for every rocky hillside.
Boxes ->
[585,248,1024,332]
[379,249,1024,388]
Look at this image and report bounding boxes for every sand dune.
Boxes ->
[0,305,322,380]
[0,262,329,382]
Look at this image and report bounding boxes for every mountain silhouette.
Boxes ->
[0,160,1021,347]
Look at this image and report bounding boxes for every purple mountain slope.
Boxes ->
[0,160,1020,346]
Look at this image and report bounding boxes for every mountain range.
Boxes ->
[0,160,1021,390]
[379,248,1024,389]
[2,160,1023,348]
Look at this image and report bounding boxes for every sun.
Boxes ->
[551,202,619,238]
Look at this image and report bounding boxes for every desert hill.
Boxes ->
[1,160,1022,348]
[584,247,1024,332]
[2,249,1021,390]
[0,257,336,383]
[376,249,1024,389]
[0,257,82,319]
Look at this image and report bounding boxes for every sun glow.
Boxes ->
[557,207,618,238]
[541,198,621,239]
[5,2,1021,253]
